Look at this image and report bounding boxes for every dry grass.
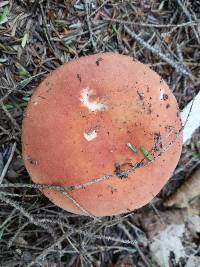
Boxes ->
[0,1,200,266]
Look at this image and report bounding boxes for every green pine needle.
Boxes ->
[140,146,153,161]
[127,143,138,153]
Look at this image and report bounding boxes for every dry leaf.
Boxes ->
[141,209,187,238]
[163,34,172,44]
[141,209,200,267]
[187,215,200,238]
[164,168,200,215]
[181,91,200,144]
[150,224,186,267]
[186,255,200,267]
[114,256,135,267]
[59,28,77,39]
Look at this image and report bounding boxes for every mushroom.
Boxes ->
[22,53,182,216]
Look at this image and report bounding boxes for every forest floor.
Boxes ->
[0,1,200,267]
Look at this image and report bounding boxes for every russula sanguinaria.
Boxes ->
[22,53,182,216]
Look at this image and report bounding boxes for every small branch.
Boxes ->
[0,208,16,230]
[8,222,29,248]
[89,0,109,18]
[177,0,200,44]
[0,71,46,105]
[124,26,194,80]
[1,104,21,131]
[61,190,100,221]
[103,17,200,29]
[84,0,97,52]
[27,233,73,267]
[0,194,55,237]
[0,92,197,200]
[118,224,152,267]
[0,142,16,184]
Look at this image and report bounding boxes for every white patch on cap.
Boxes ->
[160,89,164,100]
[80,87,107,112]
[84,130,97,141]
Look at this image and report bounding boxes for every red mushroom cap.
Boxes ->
[22,53,182,216]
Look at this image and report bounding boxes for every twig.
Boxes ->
[0,177,113,192]
[61,190,100,221]
[0,105,21,132]
[89,0,109,18]
[118,224,152,267]
[0,142,16,184]
[8,222,29,248]
[0,209,16,230]
[0,72,46,105]
[0,126,179,194]
[149,199,166,226]
[103,17,200,28]
[84,0,97,52]
[124,25,194,80]
[0,184,99,220]
[0,194,55,237]
[177,0,200,44]
[27,232,73,267]
[27,227,138,267]
[39,3,62,61]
